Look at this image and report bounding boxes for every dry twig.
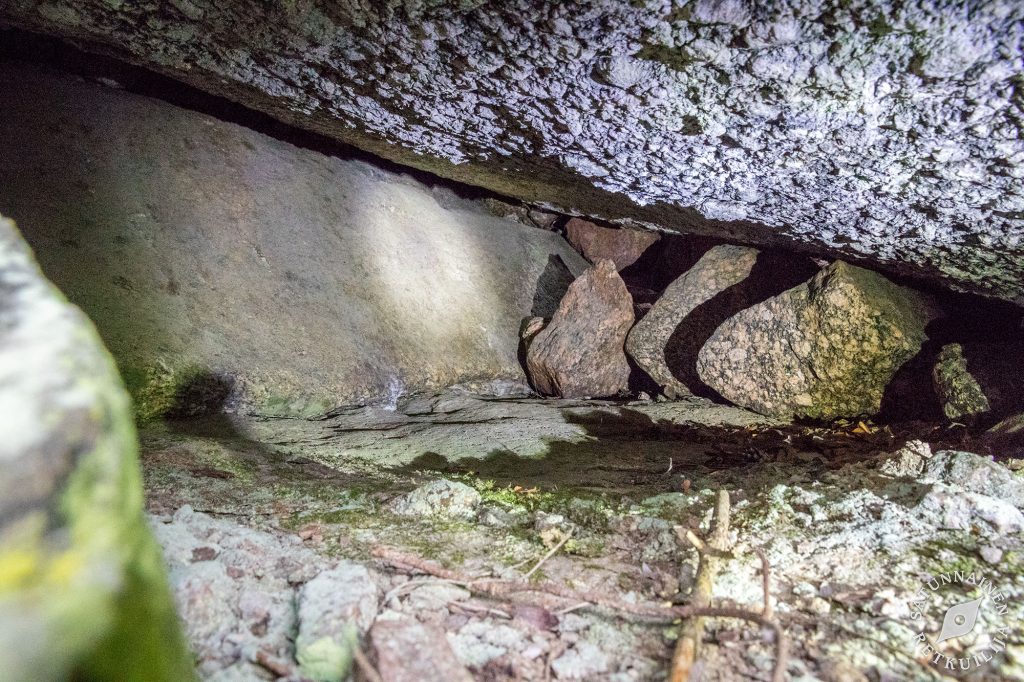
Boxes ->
[523,528,573,580]
[352,645,383,682]
[670,491,787,682]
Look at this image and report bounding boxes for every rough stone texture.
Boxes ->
[525,259,634,398]
[296,564,379,681]
[697,261,934,420]
[933,343,991,420]
[390,480,482,520]
[3,2,1023,301]
[152,505,330,680]
[0,62,588,417]
[625,243,746,397]
[370,619,473,682]
[933,342,1024,422]
[923,450,1024,509]
[0,215,192,681]
[564,218,660,272]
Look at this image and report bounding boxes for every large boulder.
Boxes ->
[3,2,1023,302]
[0,63,588,418]
[565,217,660,273]
[697,261,934,420]
[625,245,816,398]
[525,259,634,398]
[933,342,1024,422]
[0,215,193,681]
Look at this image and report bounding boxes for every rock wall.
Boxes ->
[0,214,192,680]
[1,2,1022,301]
[0,62,588,417]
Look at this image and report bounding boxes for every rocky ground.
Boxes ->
[141,390,1024,681]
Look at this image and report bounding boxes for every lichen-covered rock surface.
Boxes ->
[933,342,1024,422]
[525,259,634,398]
[697,260,934,420]
[0,62,588,417]
[0,215,192,681]
[138,393,1024,681]
[3,1,1023,300]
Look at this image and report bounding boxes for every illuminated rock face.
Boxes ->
[3,1,1023,301]
[0,63,588,417]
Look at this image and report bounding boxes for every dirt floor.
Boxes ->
[140,391,1024,681]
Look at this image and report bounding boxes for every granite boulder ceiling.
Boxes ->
[2,0,1023,300]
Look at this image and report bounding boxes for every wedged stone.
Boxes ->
[0,215,192,681]
[525,259,634,398]
[565,218,660,273]
[519,316,547,356]
[696,261,934,420]
[933,342,1024,421]
[370,619,473,682]
[296,564,379,681]
[622,244,761,395]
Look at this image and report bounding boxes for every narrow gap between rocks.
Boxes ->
[2,26,1023,682]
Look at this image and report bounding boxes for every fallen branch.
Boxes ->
[370,544,789,681]
[671,488,732,682]
[671,491,787,682]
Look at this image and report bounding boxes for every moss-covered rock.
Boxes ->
[0,216,193,681]
[933,342,1024,423]
[933,343,990,421]
[697,261,934,420]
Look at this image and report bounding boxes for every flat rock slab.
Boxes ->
[0,62,588,418]
[5,2,1023,300]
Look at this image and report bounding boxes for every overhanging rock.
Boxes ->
[2,1,1023,301]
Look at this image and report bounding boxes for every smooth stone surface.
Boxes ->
[0,62,588,418]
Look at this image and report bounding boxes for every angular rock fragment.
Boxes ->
[625,245,758,398]
[525,259,634,398]
[923,450,1024,508]
[565,218,660,272]
[296,564,379,681]
[697,261,934,420]
[933,342,1024,421]
[370,619,473,682]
